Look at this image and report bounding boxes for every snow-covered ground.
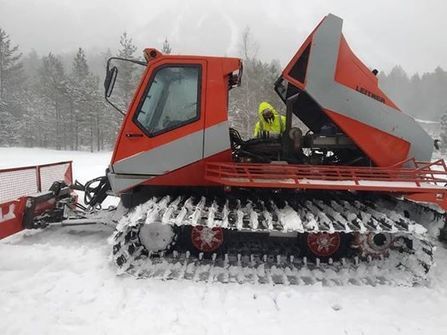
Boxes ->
[1,147,447,335]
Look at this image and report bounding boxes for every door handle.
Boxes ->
[125,133,144,138]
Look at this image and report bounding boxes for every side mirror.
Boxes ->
[229,64,243,89]
[103,56,146,116]
[104,66,118,98]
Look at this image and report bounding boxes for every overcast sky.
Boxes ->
[0,0,446,75]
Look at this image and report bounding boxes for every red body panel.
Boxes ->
[324,109,410,166]
[0,199,26,239]
[334,36,400,111]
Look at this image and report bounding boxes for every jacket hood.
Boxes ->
[257,101,279,122]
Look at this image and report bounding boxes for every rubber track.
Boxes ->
[111,193,434,286]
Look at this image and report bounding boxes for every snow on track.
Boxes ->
[1,147,447,334]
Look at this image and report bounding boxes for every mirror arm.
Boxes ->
[104,57,147,116]
[105,96,125,116]
[107,57,147,68]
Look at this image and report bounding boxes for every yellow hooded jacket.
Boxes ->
[253,101,286,137]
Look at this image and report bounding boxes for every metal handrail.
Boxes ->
[0,161,73,174]
[205,160,447,192]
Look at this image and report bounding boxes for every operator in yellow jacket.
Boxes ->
[253,101,286,138]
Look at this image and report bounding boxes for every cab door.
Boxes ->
[111,59,207,177]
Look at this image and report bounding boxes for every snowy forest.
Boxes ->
[1,26,447,151]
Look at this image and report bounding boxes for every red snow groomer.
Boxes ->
[2,14,447,285]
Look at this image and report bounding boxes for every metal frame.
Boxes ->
[205,159,447,195]
[0,160,73,195]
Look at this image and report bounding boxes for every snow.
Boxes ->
[1,147,447,334]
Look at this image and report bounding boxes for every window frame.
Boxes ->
[132,63,202,138]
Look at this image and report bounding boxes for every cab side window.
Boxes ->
[135,65,201,136]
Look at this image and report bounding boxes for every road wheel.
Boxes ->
[191,225,224,253]
[301,232,349,263]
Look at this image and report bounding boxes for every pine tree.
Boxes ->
[69,48,89,149]
[0,27,25,145]
[162,38,172,54]
[0,98,9,145]
[22,50,40,85]
[379,65,447,121]
[440,112,447,152]
[67,48,110,151]
[239,27,259,60]
[0,28,23,100]
[37,53,70,149]
[72,48,89,82]
[116,32,138,107]
[15,88,45,147]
